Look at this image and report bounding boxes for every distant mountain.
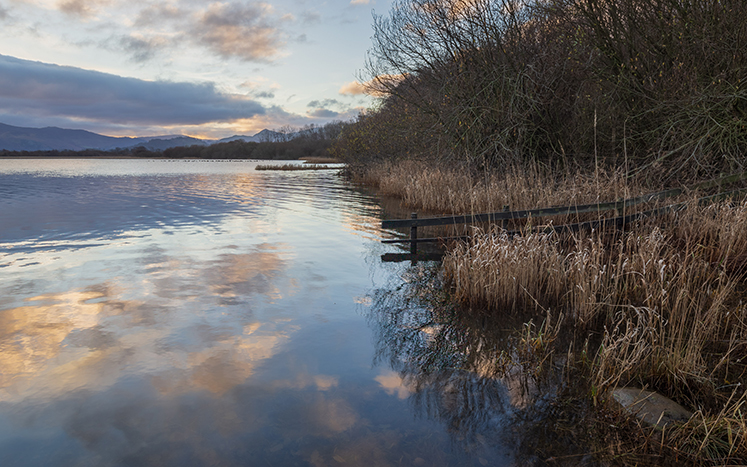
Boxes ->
[214,129,288,144]
[0,122,286,152]
[140,136,207,150]
[215,135,255,144]
[0,122,138,151]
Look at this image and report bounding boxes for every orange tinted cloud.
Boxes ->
[339,81,366,96]
[339,75,407,97]
[192,2,287,62]
[57,0,105,18]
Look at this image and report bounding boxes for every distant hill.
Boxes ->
[0,122,286,151]
[214,129,289,144]
[0,122,139,151]
[140,136,207,151]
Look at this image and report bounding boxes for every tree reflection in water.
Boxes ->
[367,262,604,466]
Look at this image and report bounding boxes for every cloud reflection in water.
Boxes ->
[0,243,295,403]
[0,160,520,466]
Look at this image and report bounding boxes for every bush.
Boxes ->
[335,0,747,181]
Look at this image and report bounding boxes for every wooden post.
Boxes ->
[410,212,418,255]
[502,205,509,231]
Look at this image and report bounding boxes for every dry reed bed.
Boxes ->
[357,160,646,216]
[365,158,685,245]
[442,202,747,462]
[361,159,747,462]
[301,157,342,164]
[255,163,334,171]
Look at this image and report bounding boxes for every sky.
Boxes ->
[0,0,390,138]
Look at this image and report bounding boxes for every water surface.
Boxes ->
[0,159,524,466]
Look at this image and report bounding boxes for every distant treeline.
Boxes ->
[0,147,164,158]
[0,121,350,160]
[164,121,349,159]
[163,139,332,160]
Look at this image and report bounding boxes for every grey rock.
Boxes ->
[612,387,693,429]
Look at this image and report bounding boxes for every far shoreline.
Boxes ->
[0,155,307,161]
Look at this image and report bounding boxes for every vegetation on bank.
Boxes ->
[334,0,747,464]
[0,147,165,158]
[367,167,747,466]
[332,0,746,183]
[359,159,649,215]
[255,163,337,171]
[301,156,343,164]
[439,203,747,464]
[162,127,343,160]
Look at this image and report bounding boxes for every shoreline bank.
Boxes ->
[368,158,747,466]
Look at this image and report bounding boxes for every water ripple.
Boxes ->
[0,162,383,255]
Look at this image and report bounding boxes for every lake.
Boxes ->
[0,159,534,466]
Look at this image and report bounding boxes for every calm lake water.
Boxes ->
[0,159,547,466]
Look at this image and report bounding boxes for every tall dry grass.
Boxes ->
[442,200,747,463]
[255,163,334,171]
[356,159,645,215]
[359,156,747,462]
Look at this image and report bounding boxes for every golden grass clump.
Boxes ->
[301,156,342,164]
[255,163,334,171]
[444,200,747,310]
[357,159,645,215]
[668,392,747,463]
[444,230,567,313]
[364,157,747,463]
[442,200,747,463]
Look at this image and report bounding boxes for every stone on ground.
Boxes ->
[612,387,693,429]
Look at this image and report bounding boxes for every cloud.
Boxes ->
[340,75,407,97]
[57,0,89,17]
[130,2,290,63]
[57,0,107,18]
[350,0,371,4]
[134,4,187,27]
[307,109,339,118]
[193,104,359,139]
[0,4,10,21]
[307,98,341,108]
[238,79,279,101]
[338,81,366,96]
[118,35,166,63]
[300,10,321,24]
[190,2,287,62]
[0,54,265,127]
[375,370,413,399]
[304,104,362,122]
[306,98,347,118]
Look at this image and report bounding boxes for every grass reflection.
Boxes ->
[366,262,602,465]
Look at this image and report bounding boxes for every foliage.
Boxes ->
[334,0,747,180]
[439,200,747,465]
